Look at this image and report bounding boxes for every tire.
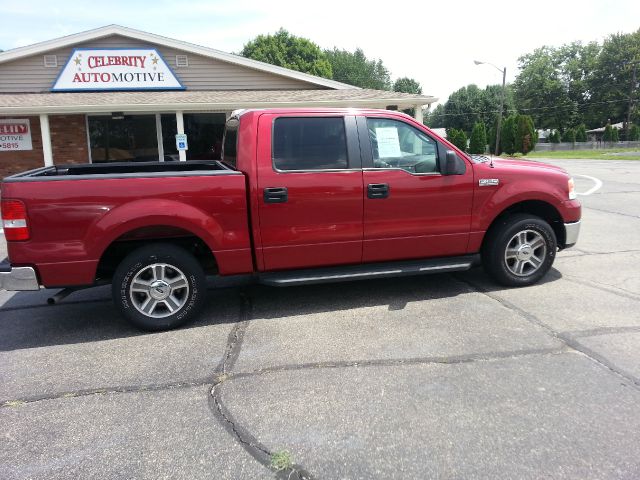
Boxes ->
[112,243,206,331]
[482,214,557,287]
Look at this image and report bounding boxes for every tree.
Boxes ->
[575,124,588,142]
[425,104,445,128]
[393,77,422,94]
[562,128,576,143]
[468,122,487,154]
[241,28,332,78]
[612,127,619,142]
[549,130,561,143]
[500,115,518,154]
[516,115,537,154]
[441,84,515,135]
[603,123,613,142]
[324,48,391,90]
[446,128,467,152]
[587,29,640,127]
[629,124,640,141]
[513,47,577,130]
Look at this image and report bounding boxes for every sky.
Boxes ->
[1,0,639,105]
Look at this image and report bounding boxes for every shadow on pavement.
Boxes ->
[0,267,563,352]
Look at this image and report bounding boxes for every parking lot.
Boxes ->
[1,158,639,479]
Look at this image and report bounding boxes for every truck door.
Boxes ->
[256,113,363,271]
[359,115,474,263]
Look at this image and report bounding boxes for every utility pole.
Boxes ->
[627,60,639,137]
[475,60,507,155]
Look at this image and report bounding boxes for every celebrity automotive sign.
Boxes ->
[52,49,184,91]
[0,119,32,151]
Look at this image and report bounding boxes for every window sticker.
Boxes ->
[375,127,402,158]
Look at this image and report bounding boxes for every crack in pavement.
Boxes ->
[560,274,640,301]
[454,275,640,391]
[208,289,315,480]
[584,205,640,219]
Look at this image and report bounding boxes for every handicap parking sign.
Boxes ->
[175,134,188,151]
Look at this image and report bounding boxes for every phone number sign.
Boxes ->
[0,119,33,151]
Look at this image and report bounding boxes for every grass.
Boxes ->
[270,449,294,471]
[524,148,640,160]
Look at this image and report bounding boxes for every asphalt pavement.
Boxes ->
[1,158,639,479]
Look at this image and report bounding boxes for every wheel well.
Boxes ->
[96,226,218,281]
[483,200,565,249]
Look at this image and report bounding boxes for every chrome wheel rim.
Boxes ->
[504,229,547,277]
[129,263,189,318]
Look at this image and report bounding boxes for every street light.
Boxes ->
[475,60,507,156]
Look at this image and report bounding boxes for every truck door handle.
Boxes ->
[367,183,389,199]
[264,187,288,203]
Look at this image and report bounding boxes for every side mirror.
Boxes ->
[442,150,466,175]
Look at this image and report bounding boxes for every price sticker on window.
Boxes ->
[375,127,401,158]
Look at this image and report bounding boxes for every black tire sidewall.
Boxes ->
[112,244,206,331]
[484,215,557,287]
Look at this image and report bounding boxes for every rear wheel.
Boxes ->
[483,214,557,286]
[112,243,206,331]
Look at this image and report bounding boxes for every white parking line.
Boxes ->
[575,174,603,196]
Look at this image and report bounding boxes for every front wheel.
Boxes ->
[112,243,207,331]
[483,214,557,287]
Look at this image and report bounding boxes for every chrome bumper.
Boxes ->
[0,265,40,291]
[564,220,581,248]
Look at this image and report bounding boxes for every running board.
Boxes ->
[258,254,480,287]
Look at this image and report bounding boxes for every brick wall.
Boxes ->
[0,116,44,178]
[50,114,88,165]
[0,114,89,179]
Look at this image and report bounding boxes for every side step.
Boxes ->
[259,254,480,287]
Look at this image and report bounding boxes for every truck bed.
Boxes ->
[4,160,236,182]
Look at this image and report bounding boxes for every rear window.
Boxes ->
[273,117,348,171]
[221,121,238,169]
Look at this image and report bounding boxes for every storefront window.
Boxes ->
[161,113,226,160]
[88,115,158,162]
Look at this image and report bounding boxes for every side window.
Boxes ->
[366,118,439,174]
[221,121,238,169]
[273,117,348,171]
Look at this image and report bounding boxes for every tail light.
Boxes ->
[1,199,30,241]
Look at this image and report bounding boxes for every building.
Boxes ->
[0,25,437,177]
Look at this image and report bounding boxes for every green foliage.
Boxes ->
[575,124,587,142]
[515,114,537,154]
[442,84,515,134]
[603,123,613,142]
[562,128,576,143]
[549,130,561,143]
[612,127,619,142]
[241,28,332,78]
[468,122,487,154]
[629,124,640,141]
[425,104,445,128]
[270,450,293,471]
[500,116,518,154]
[446,128,467,152]
[393,77,422,94]
[324,48,391,90]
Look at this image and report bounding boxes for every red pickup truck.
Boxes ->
[1,108,581,330]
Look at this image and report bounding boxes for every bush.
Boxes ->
[562,128,576,143]
[468,122,487,154]
[612,127,619,142]
[575,124,587,142]
[516,114,537,154]
[446,128,468,152]
[500,115,518,154]
[630,124,640,141]
[603,123,613,142]
[549,130,561,143]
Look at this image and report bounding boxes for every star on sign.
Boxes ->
[73,56,81,65]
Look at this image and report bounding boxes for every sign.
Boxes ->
[375,127,402,158]
[0,119,33,151]
[52,48,185,91]
[175,134,188,151]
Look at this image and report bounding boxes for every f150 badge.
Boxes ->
[479,178,500,186]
